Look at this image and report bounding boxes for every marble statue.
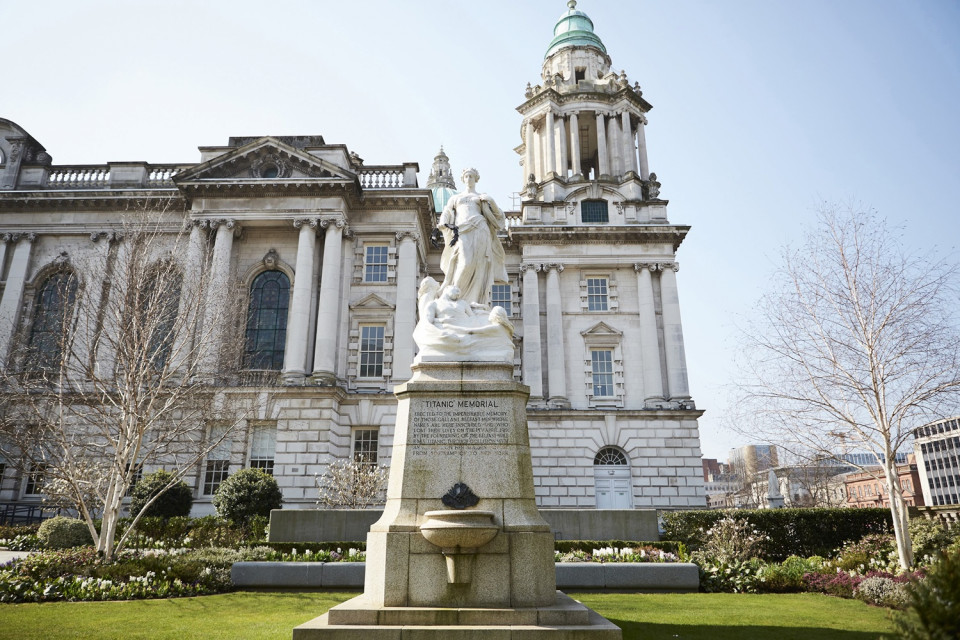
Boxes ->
[413,168,514,363]
[437,168,508,307]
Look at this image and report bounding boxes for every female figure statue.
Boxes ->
[437,168,508,307]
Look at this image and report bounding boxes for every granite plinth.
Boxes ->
[293,592,621,639]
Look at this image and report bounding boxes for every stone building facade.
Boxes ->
[0,2,706,513]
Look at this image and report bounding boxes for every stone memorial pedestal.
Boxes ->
[294,361,621,639]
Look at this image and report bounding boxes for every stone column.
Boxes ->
[169,220,208,372]
[75,232,116,371]
[283,218,319,383]
[524,119,536,183]
[637,115,650,181]
[545,110,556,177]
[312,218,344,384]
[608,113,623,177]
[622,111,638,174]
[0,233,36,368]
[634,263,665,406]
[659,262,691,402]
[392,231,418,382]
[0,238,8,282]
[595,111,609,178]
[520,263,543,401]
[201,219,236,373]
[557,114,568,178]
[544,263,568,406]
[569,111,581,178]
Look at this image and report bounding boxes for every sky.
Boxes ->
[4,0,959,460]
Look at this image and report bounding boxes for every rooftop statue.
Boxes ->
[413,168,514,363]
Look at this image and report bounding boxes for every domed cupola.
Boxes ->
[426,147,457,214]
[544,0,607,60]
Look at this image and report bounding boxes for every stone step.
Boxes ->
[326,592,590,626]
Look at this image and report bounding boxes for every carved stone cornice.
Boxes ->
[395,231,420,243]
[0,191,188,213]
[293,217,319,230]
[508,225,689,251]
[2,232,37,244]
[90,231,121,243]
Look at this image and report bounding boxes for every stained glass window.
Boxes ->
[28,271,78,370]
[244,271,290,370]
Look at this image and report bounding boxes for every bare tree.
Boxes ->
[315,457,389,509]
[0,204,257,560]
[734,205,960,569]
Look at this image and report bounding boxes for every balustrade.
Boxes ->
[46,166,110,188]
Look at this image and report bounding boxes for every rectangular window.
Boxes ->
[125,463,143,497]
[591,349,614,397]
[491,284,512,316]
[359,325,385,377]
[364,245,389,282]
[586,277,609,311]
[581,200,609,223]
[203,460,230,496]
[203,425,231,496]
[24,463,47,496]
[249,423,277,475]
[353,428,380,465]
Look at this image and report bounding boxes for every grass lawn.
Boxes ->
[0,591,896,640]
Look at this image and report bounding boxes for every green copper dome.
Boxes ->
[545,0,606,59]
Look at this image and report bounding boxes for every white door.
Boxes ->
[594,466,633,509]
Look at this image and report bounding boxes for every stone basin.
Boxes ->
[419,509,499,550]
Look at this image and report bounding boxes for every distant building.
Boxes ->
[728,444,778,478]
[844,455,923,508]
[840,452,908,467]
[913,417,960,507]
[701,458,739,509]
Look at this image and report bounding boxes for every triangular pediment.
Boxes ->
[174,137,357,183]
[349,293,395,311]
[580,321,622,337]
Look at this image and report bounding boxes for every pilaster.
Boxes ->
[634,263,665,406]
[392,231,419,382]
[659,262,691,403]
[544,263,568,407]
[520,263,543,402]
[0,232,36,368]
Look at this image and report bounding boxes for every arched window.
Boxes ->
[244,270,290,370]
[141,268,181,371]
[28,270,78,369]
[594,447,628,466]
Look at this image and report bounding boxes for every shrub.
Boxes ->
[909,518,958,564]
[692,553,766,593]
[212,469,282,526]
[36,517,93,549]
[829,533,899,574]
[891,548,960,639]
[130,470,193,519]
[855,576,910,609]
[660,508,892,560]
[759,555,824,593]
[700,513,768,563]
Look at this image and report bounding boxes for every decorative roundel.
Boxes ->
[594,447,628,466]
[251,155,289,179]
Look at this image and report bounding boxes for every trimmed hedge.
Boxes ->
[661,508,892,561]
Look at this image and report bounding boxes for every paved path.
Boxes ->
[0,549,30,565]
